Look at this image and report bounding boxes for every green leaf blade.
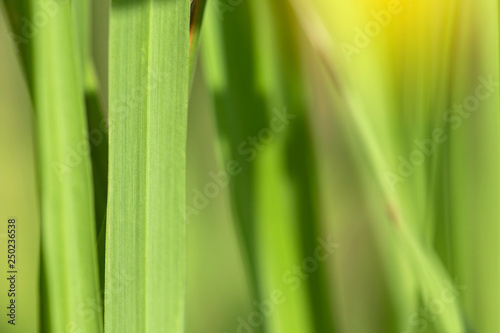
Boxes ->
[106,0,190,332]
[30,1,102,332]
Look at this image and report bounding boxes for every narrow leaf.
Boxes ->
[30,0,102,331]
[106,0,190,331]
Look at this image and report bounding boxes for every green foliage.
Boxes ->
[1,0,499,332]
[105,0,190,331]
[30,1,102,332]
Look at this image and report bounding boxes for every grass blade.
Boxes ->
[2,0,103,330]
[1,0,32,83]
[30,0,102,331]
[106,0,190,331]
[202,1,334,332]
[189,0,207,80]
